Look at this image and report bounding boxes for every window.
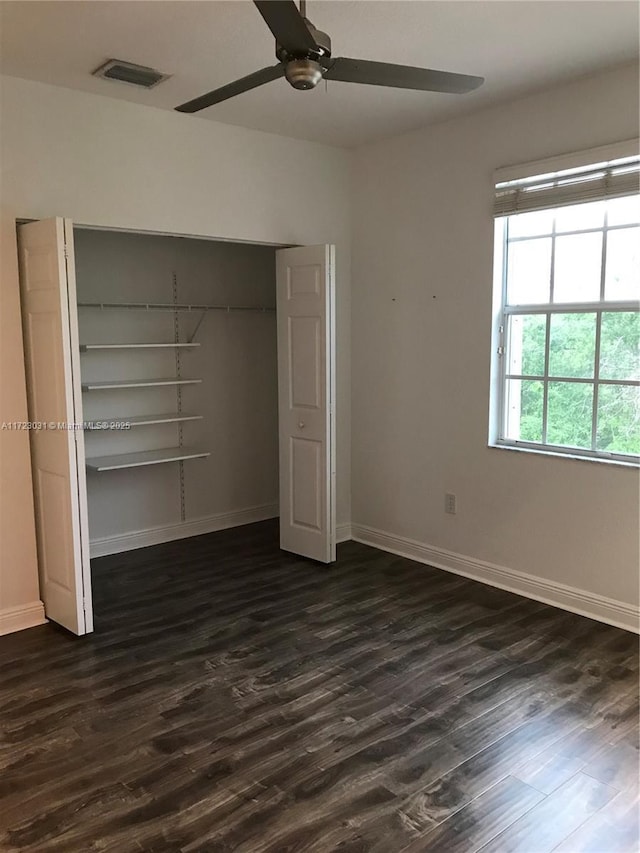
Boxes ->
[492,146,640,464]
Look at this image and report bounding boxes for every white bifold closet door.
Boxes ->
[18,218,92,635]
[276,245,336,564]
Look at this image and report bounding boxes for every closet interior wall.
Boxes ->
[74,228,278,549]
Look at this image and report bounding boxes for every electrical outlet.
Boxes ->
[445,493,457,514]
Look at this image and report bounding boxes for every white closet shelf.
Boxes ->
[85,413,203,429]
[80,342,200,351]
[86,447,210,472]
[78,301,275,313]
[82,378,202,391]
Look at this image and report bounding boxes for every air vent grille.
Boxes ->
[93,59,170,89]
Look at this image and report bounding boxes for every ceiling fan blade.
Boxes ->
[323,57,484,94]
[253,0,319,54]
[175,64,285,113]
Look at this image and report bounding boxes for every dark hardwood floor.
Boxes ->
[0,520,638,852]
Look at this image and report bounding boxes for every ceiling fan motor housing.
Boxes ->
[277,18,332,90]
[284,59,323,89]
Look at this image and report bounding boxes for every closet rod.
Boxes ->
[78,301,275,313]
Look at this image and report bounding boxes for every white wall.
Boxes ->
[0,73,352,536]
[351,63,640,625]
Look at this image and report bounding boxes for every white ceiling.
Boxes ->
[0,1,638,148]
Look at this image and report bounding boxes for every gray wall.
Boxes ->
[350,63,639,611]
[0,72,351,542]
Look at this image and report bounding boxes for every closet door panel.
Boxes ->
[276,244,336,563]
[18,218,92,635]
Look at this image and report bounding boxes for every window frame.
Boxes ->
[492,205,639,466]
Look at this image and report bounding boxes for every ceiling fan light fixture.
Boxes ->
[284,58,323,90]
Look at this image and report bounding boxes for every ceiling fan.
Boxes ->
[175,0,484,113]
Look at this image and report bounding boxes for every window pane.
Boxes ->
[596,385,640,455]
[507,314,546,377]
[547,381,594,449]
[548,313,596,378]
[600,311,640,381]
[555,200,605,232]
[508,209,554,238]
[604,227,640,302]
[505,379,543,443]
[607,195,640,226]
[507,238,551,304]
[553,232,603,302]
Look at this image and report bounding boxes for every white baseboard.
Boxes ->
[90,503,279,557]
[351,523,640,634]
[336,523,352,543]
[0,600,47,636]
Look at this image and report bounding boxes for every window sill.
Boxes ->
[489,441,640,469]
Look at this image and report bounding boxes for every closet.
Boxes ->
[75,228,279,547]
[17,218,336,637]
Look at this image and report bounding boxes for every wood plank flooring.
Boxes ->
[0,520,638,852]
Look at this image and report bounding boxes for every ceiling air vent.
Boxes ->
[92,59,170,89]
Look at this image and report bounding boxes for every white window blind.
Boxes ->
[494,155,640,217]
